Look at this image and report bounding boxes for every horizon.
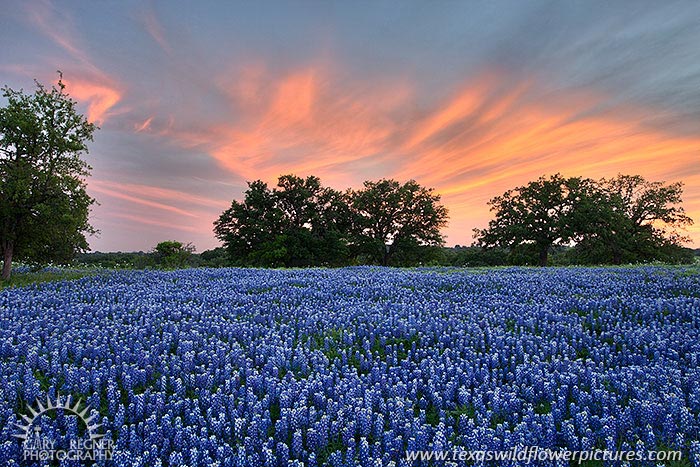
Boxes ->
[2,1,699,252]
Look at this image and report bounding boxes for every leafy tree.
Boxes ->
[152,241,196,269]
[477,173,693,266]
[1,74,96,279]
[349,179,448,266]
[273,174,351,266]
[474,174,590,266]
[214,180,281,266]
[214,175,350,267]
[199,247,230,267]
[572,174,693,264]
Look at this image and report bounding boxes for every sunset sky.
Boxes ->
[1,0,699,252]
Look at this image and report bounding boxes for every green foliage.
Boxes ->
[571,174,693,265]
[151,240,196,269]
[0,73,97,279]
[474,174,590,266]
[348,178,449,266]
[75,248,229,269]
[447,403,476,421]
[198,247,230,267]
[75,251,154,269]
[0,268,97,290]
[475,173,694,266]
[215,175,448,267]
[214,175,351,267]
[424,401,441,427]
[72,247,233,270]
[316,434,345,467]
[447,245,509,267]
[534,401,552,414]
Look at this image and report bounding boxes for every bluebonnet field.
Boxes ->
[0,266,699,466]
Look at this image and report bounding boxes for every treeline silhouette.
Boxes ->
[474,174,694,266]
[214,175,448,267]
[76,173,696,269]
[211,173,694,267]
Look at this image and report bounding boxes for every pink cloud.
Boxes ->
[62,78,121,125]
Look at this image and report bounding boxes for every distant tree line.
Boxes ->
[10,171,698,273]
[74,171,698,269]
[76,241,208,269]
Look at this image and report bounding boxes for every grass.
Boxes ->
[448,403,476,421]
[0,269,97,290]
[316,434,344,466]
[534,401,552,415]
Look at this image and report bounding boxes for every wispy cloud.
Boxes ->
[140,9,172,55]
[92,180,228,209]
[61,78,121,125]
[134,117,153,133]
[109,213,201,233]
[22,0,123,125]
[90,183,198,218]
[125,58,700,247]
[25,0,92,69]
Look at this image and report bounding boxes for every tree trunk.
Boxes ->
[2,241,13,280]
[538,245,548,267]
[382,244,391,267]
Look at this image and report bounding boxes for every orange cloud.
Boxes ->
[92,180,227,209]
[404,84,484,149]
[149,63,700,246]
[22,2,123,125]
[108,213,201,233]
[62,78,121,125]
[89,181,224,249]
[200,65,410,182]
[395,79,700,245]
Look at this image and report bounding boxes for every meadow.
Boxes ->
[0,266,698,466]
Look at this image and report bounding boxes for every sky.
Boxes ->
[1,0,699,252]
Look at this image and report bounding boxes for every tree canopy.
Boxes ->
[474,174,588,266]
[0,74,97,279]
[152,241,196,269]
[214,175,448,267]
[571,174,693,264]
[214,175,351,267]
[475,173,693,266]
[349,179,448,266]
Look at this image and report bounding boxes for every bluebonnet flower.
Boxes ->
[0,266,697,466]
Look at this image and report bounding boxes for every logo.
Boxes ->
[13,393,113,463]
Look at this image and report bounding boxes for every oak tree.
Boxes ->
[349,179,448,266]
[573,174,693,264]
[0,74,96,279]
[214,175,350,267]
[474,174,588,266]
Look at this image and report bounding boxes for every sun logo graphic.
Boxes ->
[12,393,113,463]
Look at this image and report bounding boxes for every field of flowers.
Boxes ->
[0,266,699,466]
